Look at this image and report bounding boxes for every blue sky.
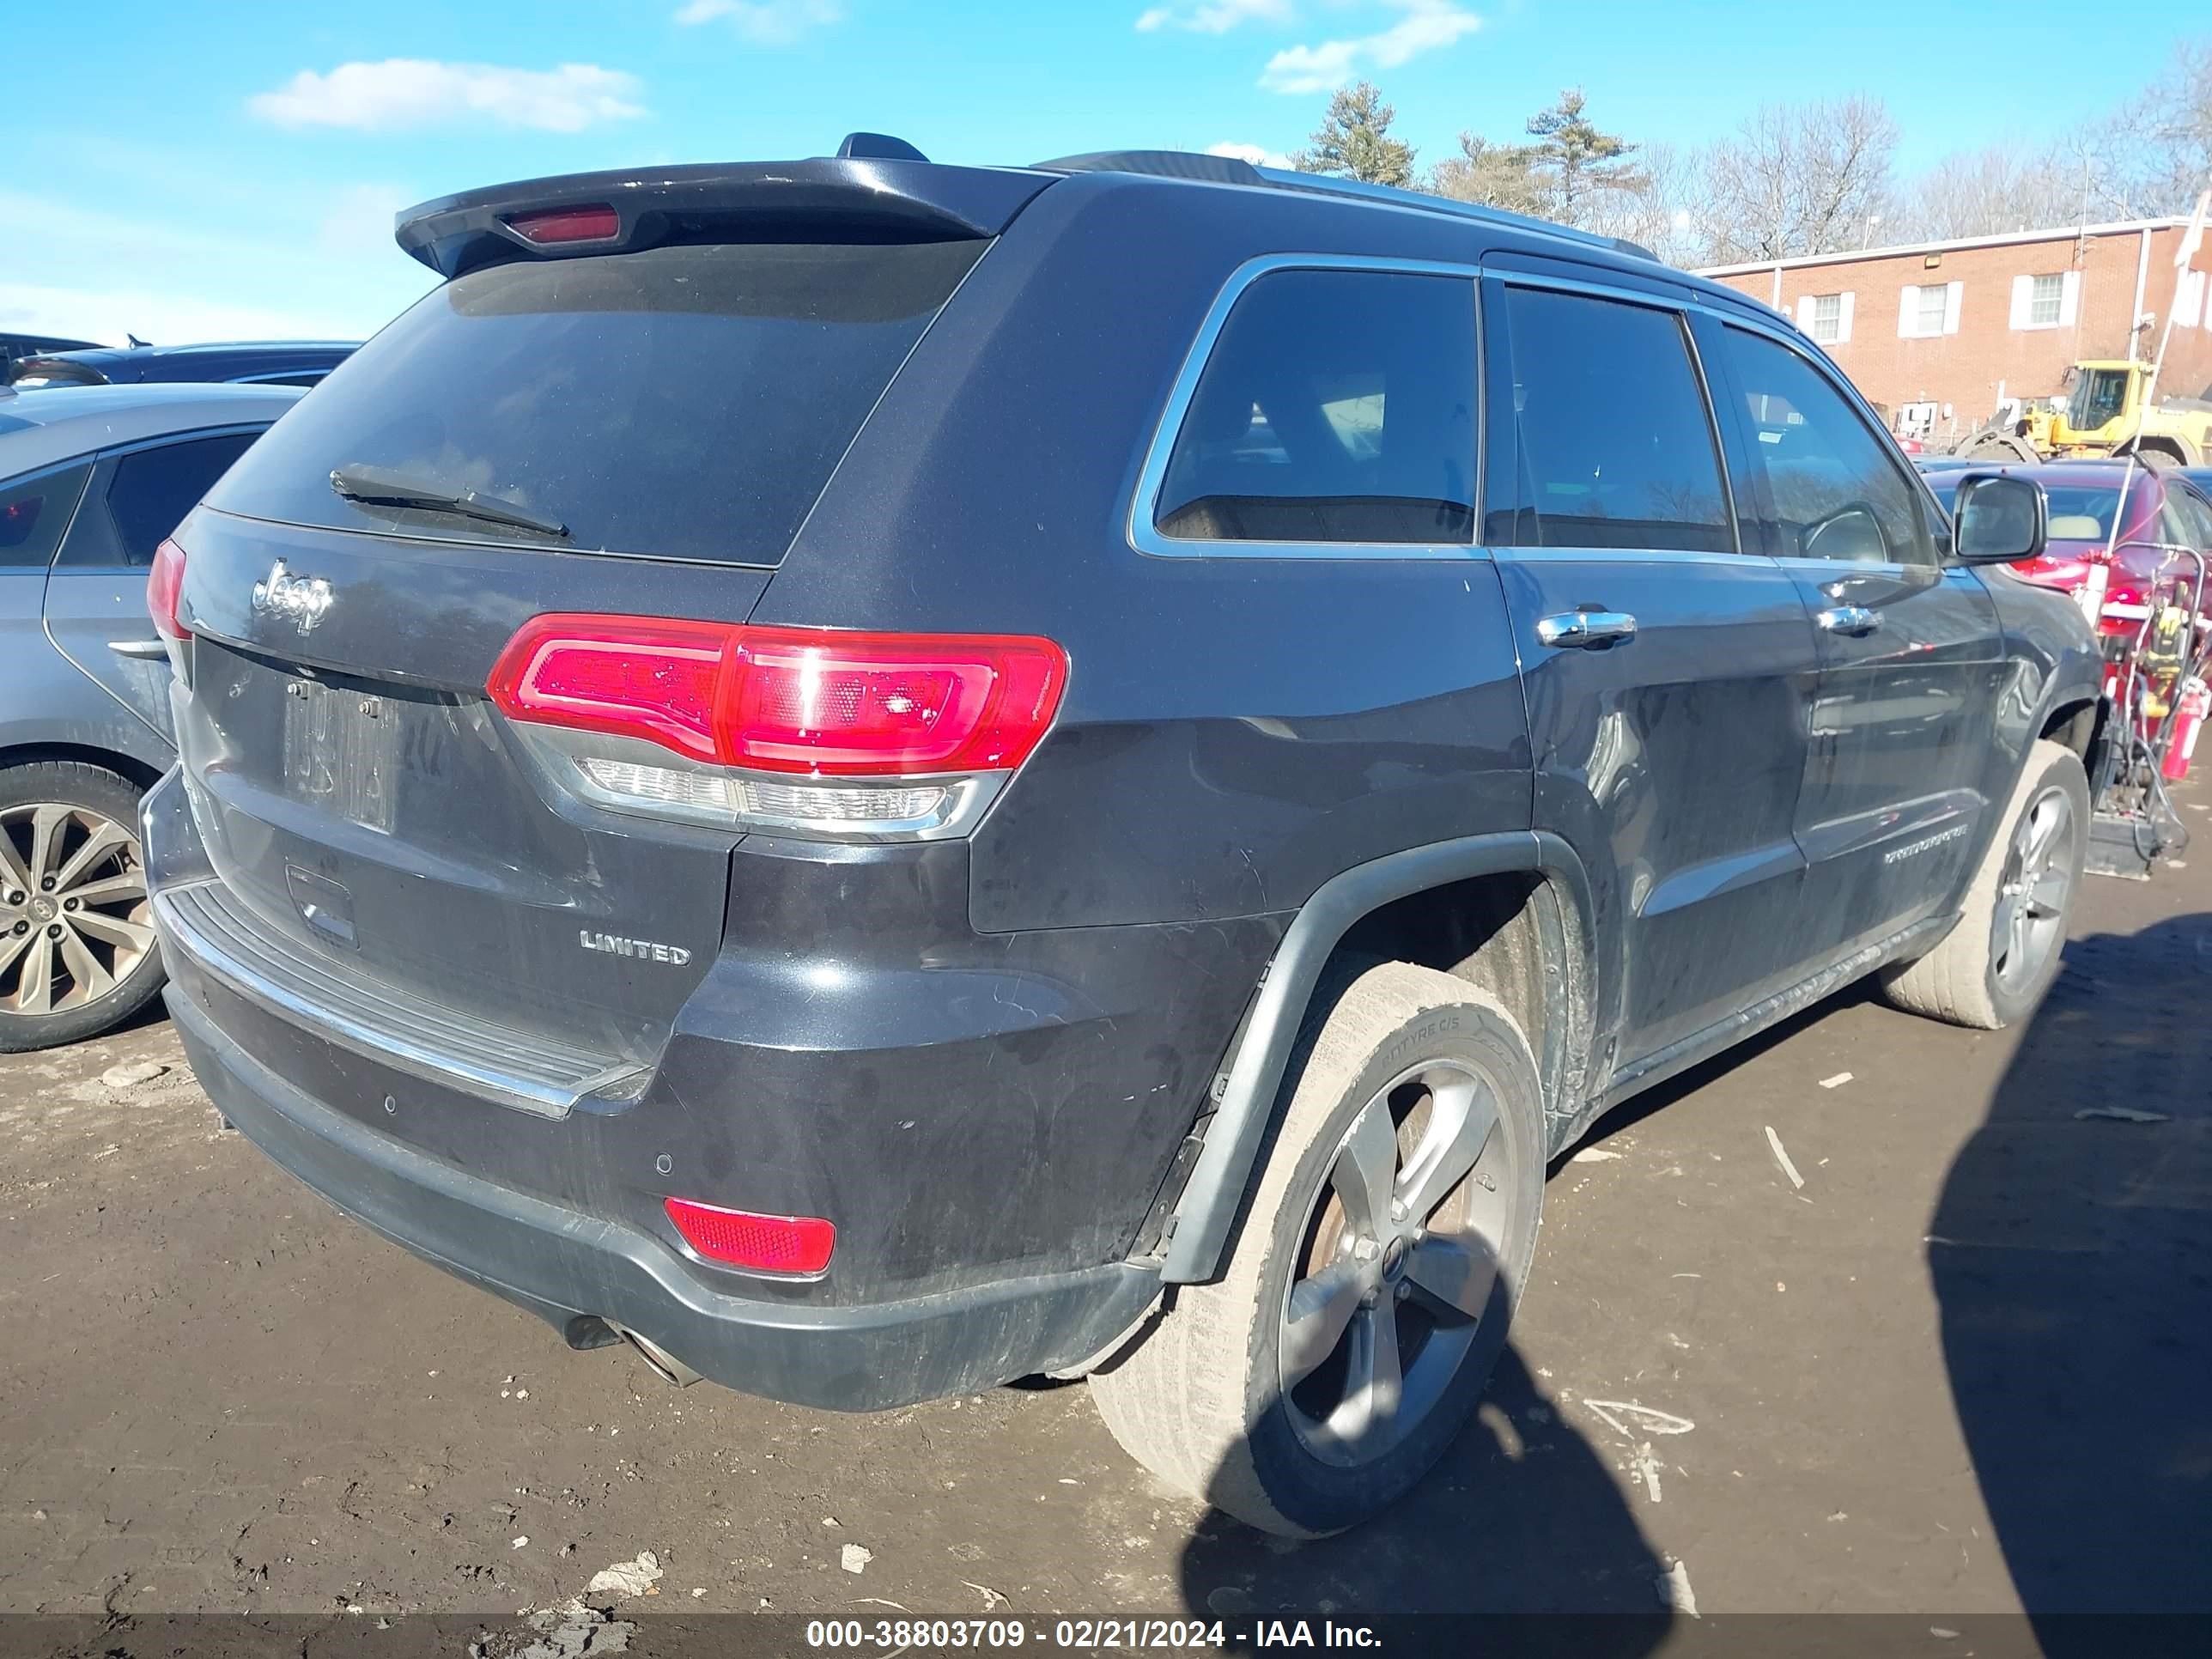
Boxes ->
[5,1,2190,345]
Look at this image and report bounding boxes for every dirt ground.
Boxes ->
[3,822,2209,1638]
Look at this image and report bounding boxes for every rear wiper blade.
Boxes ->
[330,464,569,539]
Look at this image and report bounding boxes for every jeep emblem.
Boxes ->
[250,559,335,634]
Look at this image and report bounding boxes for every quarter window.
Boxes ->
[1718,326,1935,567]
[1486,285,1732,553]
[1152,269,1477,545]
[102,433,258,565]
[0,462,92,568]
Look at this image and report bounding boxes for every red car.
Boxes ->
[1922,461,2212,641]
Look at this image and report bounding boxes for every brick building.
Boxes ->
[1699,218,2212,445]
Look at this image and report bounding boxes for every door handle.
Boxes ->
[1814,605,1882,636]
[106,638,169,659]
[1535,610,1638,649]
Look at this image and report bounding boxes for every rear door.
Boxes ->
[1479,270,1826,1074]
[45,429,260,743]
[1703,319,2008,953]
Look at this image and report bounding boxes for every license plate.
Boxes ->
[281,678,396,833]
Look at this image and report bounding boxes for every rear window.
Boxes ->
[207,239,985,565]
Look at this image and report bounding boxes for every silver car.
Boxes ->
[0,381,301,1049]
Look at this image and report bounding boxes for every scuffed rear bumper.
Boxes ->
[164,980,1158,1410]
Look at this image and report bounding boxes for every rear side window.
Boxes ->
[1717,327,1935,567]
[1152,269,1476,545]
[0,461,91,567]
[1488,286,1732,552]
[102,433,259,565]
[208,240,985,566]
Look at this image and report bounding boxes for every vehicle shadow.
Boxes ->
[1929,910,2212,1643]
[1174,1342,1673,1635]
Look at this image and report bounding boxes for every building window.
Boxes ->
[1899,282,1961,339]
[2009,270,2077,331]
[1795,290,1853,344]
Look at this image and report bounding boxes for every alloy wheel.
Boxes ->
[0,802,155,1017]
[1991,786,2075,997]
[1277,1057,1516,1467]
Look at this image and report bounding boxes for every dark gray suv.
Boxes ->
[142,143,2100,1535]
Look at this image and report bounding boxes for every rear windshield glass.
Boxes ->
[207,239,984,565]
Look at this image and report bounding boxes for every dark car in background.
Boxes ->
[7,340,356,389]
[143,143,2099,1536]
[2,331,101,374]
[1,382,302,1049]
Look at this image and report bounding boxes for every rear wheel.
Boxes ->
[0,762,164,1052]
[1091,961,1544,1535]
[1878,739,2087,1030]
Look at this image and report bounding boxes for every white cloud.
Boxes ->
[248,60,646,133]
[675,0,844,42]
[1207,141,1293,168]
[1138,0,1293,33]
[1261,0,1480,94]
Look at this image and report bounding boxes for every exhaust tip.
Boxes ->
[606,1322,702,1388]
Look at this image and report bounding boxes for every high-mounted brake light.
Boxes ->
[665,1196,836,1277]
[505,204,621,245]
[149,538,190,641]
[488,617,1067,841]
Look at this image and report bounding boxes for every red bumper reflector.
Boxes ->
[149,537,190,640]
[665,1196,836,1275]
[507,204,621,245]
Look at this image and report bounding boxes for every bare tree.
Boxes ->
[1580,142,1710,264]
[2145,37,2212,210]
[1701,95,1899,262]
[1899,146,2100,239]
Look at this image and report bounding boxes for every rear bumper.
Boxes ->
[167,985,1159,1410]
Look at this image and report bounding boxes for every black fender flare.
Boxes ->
[1158,830,1597,1283]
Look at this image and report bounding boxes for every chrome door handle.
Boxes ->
[1535,610,1638,648]
[1814,605,1882,636]
[106,638,170,659]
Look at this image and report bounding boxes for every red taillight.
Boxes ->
[149,538,189,641]
[665,1196,836,1276]
[488,617,1066,777]
[506,204,620,245]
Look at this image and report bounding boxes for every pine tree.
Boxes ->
[1292,82,1417,188]
[1525,88,1645,223]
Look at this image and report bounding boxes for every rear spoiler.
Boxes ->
[395,158,1054,280]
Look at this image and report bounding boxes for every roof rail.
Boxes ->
[1033,149,1262,186]
[1025,149,1662,264]
[1255,167,1657,262]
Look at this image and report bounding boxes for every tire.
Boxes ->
[1091,960,1546,1536]
[0,760,165,1053]
[1878,738,2088,1030]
